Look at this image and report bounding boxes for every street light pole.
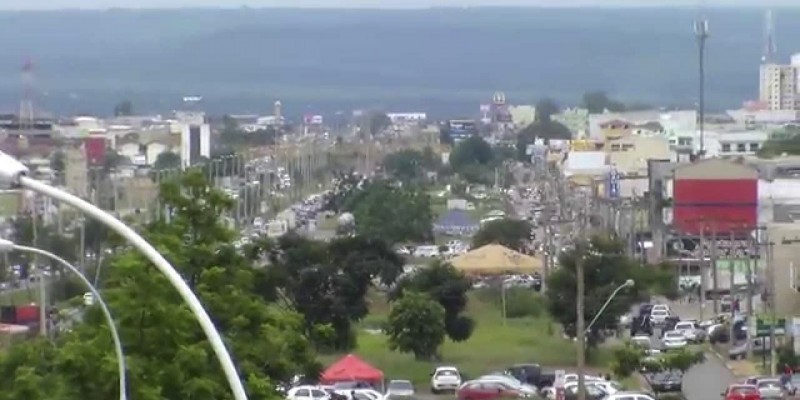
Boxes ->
[0,239,127,400]
[0,153,249,400]
[585,279,635,333]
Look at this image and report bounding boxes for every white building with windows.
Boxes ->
[759,55,800,111]
[716,130,769,157]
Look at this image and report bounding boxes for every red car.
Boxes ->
[722,384,761,400]
[456,381,520,400]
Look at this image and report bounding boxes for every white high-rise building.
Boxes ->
[759,56,800,111]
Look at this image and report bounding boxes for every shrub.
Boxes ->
[504,288,544,319]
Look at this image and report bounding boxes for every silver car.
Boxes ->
[756,378,785,400]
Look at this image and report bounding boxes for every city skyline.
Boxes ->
[3,0,799,10]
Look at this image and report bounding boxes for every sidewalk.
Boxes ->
[708,345,761,377]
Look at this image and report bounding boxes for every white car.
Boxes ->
[287,386,331,400]
[651,304,670,313]
[674,321,704,343]
[335,389,382,400]
[431,366,462,393]
[661,330,688,350]
[563,373,606,383]
[605,392,656,400]
[649,309,670,325]
[385,380,415,397]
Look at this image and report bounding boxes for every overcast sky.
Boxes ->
[1,0,797,10]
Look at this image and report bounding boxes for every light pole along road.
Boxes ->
[0,152,248,400]
[0,239,127,400]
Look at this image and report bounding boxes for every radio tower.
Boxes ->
[694,19,709,157]
[762,10,776,64]
[19,59,35,130]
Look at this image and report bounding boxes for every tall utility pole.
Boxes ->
[576,194,589,400]
[711,224,719,314]
[694,19,709,157]
[766,240,777,376]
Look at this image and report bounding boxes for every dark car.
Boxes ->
[639,304,654,317]
[645,370,683,393]
[505,364,542,387]
[630,316,654,336]
[456,381,520,400]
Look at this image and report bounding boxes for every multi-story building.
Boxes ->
[759,59,799,111]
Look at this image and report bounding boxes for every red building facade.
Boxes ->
[672,159,758,236]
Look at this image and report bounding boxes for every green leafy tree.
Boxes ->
[391,261,474,342]
[363,111,391,137]
[546,235,675,344]
[113,99,133,117]
[582,91,626,114]
[385,292,446,360]
[535,98,560,123]
[609,342,646,378]
[50,150,66,175]
[252,234,403,350]
[471,219,532,252]
[382,149,441,184]
[449,136,496,184]
[0,170,321,400]
[516,99,572,160]
[153,151,182,170]
[343,180,434,244]
[661,349,705,373]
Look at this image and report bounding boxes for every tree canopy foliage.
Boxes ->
[153,151,182,170]
[546,235,678,343]
[248,234,404,351]
[450,135,500,185]
[218,116,278,151]
[0,170,321,400]
[337,180,434,244]
[611,343,704,379]
[385,292,446,360]
[381,148,441,184]
[516,99,573,160]
[758,129,800,158]
[391,261,474,342]
[471,218,532,252]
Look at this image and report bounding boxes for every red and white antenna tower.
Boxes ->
[19,58,35,129]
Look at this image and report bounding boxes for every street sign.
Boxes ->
[754,316,786,337]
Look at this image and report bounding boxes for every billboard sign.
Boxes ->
[607,166,620,199]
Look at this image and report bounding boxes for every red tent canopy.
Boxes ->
[320,354,384,384]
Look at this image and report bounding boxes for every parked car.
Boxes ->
[649,309,670,325]
[661,330,688,351]
[674,320,706,343]
[505,364,542,387]
[604,392,657,400]
[334,389,381,400]
[722,384,761,400]
[386,380,415,397]
[431,366,462,394]
[644,370,683,393]
[456,380,522,400]
[288,386,332,400]
[755,378,784,400]
[476,375,537,396]
[563,382,608,400]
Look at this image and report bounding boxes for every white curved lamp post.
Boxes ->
[0,239,127,400]
[0,153,248,400]
[585,279,635,333]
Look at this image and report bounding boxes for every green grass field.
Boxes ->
[320,290,616,389]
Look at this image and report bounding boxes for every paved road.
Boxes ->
[664,299,739,400]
